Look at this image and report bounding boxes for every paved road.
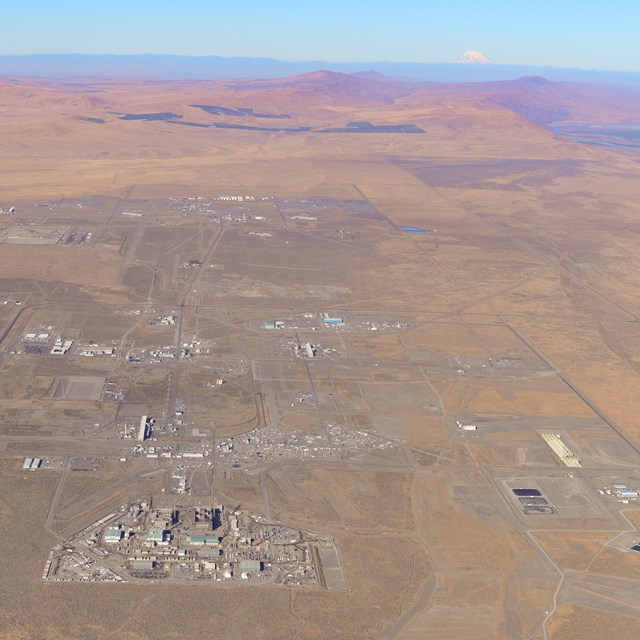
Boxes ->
[44,460,69,540]
[168,225,225,421]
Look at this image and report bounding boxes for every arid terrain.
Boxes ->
[2,70,640,639]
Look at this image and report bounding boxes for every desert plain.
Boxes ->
[1,71,640,639]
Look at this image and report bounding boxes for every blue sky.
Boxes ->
[4,0,639,71]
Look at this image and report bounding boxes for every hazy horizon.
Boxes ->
[2,51,640,88]
[1,51,638,76]
[4,0,640,72]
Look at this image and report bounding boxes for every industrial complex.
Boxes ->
[44,499,339,588]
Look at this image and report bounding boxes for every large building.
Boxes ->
[147,528,165,544]
[193,507,213,530]
[186,534,220,546]
[104,525,123,544]
[138,415,149,441]
[239,560,261,576]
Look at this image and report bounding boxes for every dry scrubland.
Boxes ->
[1,72,640,639]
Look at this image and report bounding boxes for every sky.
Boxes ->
[4,0,640,72]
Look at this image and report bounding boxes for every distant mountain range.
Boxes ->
[1,54,639,87]
[3,69,638,129]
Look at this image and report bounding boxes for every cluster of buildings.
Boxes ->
[263,320,285,330]
[215,195,258,202]
[77,344,116,357]
[291,340,341,359]
[150,314,176,326]
[600,482,640,502]
[174,195,271,216]
[19,328,117,358]
[50,337,74,356]
[19,328,74,356]
[45,500,329,587]
[24,331,52,341]
[260,312,410,334]
[296,342,317,358]
[216,423,397,468]
[22,457,42,470]
[455,419,478,431]
[126,339,210,365]
[211,213,267,224]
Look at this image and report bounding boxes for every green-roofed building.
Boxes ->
[186,534,221,546]
[147,528,165,544]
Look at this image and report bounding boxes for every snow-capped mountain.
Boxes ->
[456,50,492,64]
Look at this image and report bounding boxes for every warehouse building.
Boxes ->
[239,559,262,576]
[186,534,221,546]
[147,528,166,545]
[104,525,123,544]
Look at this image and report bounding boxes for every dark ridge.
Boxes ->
[496,99,571,124]
[168,120,210,128]
[254,113,291,119]
[79,116,106,124]
[211,122,311,132]
[123,115,425,134]
[191,104,244,116]
[513,75,552,85]
[190,104,291,119]
[119,112,182,121]
[321,121,425,133]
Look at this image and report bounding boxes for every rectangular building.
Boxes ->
[147,528,165,544]
[194,508,212,530]
[239,560,261,574]
[104,525,123,544]
[138,415,148,441]
[186,534,220,546]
